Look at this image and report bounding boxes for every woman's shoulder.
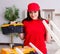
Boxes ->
[40,17,49,24]
[42,19,49,24]
[22,18,29,24]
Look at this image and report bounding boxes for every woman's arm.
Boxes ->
[44,19,51,43]
[45,23,52,43]
[46,29,51,43]
[19,33,24,40]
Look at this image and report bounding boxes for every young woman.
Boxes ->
[19,3,51,54]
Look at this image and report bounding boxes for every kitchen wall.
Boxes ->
[0,0,60,44]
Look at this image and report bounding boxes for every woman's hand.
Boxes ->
[19,33,24,40]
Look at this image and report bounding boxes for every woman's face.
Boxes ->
[29,11,39,20]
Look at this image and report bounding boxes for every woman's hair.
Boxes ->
[22,10,44,22]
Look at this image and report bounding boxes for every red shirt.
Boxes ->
[23,19,48,54]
